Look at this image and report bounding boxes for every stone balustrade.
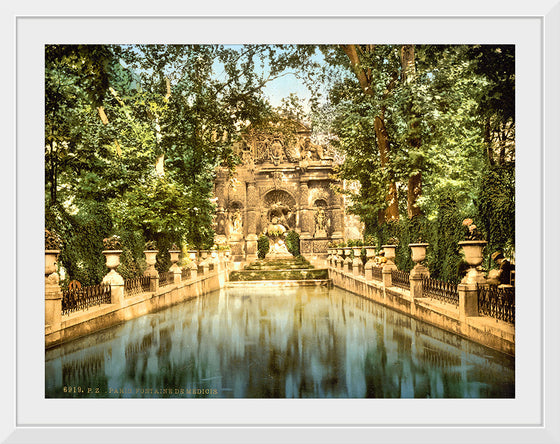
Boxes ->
[326,242,514,327]
[44,246,230,334]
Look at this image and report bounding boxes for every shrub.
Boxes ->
[285,230,300,257]
[257,234,270,259]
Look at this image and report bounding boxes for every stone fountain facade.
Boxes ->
[213,122,344,261]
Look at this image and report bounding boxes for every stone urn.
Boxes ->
[187,250,199,277]
[364,246,376,262]
[45,250,60,278]
[143,250,159,277]
[103,250,123,271]
[458,240,488,284]
[168,249,181,274]
[103,250,124,285]
[188,250,198,262]
[169,249,181,265]
[409,243,429,277]
[382,245,397,264]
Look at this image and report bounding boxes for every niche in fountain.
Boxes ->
[266,215,292,258]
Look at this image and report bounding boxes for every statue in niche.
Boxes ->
[270,139,284,166]
[314,207,328,238]
[266,216,291,257]
[256,136,270,163]
[229,208,243,235]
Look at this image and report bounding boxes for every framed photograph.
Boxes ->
[5,1,560,443]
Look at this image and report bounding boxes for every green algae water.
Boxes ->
[45,286,514,398]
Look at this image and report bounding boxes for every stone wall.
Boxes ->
[328,267,515,356]
[46,266,227,349]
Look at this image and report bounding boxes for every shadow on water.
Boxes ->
[45,286,515,398]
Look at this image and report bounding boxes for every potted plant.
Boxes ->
[458,218,487,284]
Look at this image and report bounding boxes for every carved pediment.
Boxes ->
[235,120,329,166]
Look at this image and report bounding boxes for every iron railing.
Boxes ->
[181,267,191,281]
[477,284,515,324]
[422,277,459,306]
[159,271,175,287]
[391,270,410,290]
[124,275,151,297]
[62,283,111,316]
[371,266,383,281]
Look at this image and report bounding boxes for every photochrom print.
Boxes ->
[44,44,515,399]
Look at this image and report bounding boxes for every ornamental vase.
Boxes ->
[382,245,397,262]
[143,250,158,267]
[364,246,376,260]
[458,240,488,284]
[169,250,181,265]
[409,243,428,264]
[45,250,60,276]
[102,250,123,271]
[188,250,198,262]
[458,240,487,267]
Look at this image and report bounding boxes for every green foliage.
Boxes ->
[257,235,270,259]
[477,164,515,264]
[285,230,300,257]
[428,192,470,283]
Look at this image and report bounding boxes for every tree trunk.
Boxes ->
[343,44,399,223]
[374,115,399,222]
[401,45,423,219]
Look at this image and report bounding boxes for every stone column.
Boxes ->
[143,250,159,292]
[458,283,479,321]
[102,250,124,306]
[299,181,314,255]
[45,250,62,332]
[245,182,259,260]
[330,191,344,239]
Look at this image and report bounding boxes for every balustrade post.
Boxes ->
[364,246,376,280]
[337,248,344,270]
[188,250,198,279]
[143,250,159,292]
[169,249,182,284]
[103,250,124,305]
[458,283,479,320]
[409,274,423,300]
[45,250,62,331]
[343,248,352,273]
[352,247,363,276]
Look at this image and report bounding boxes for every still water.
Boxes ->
[45,286,515,398]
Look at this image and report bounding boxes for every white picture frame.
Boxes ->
[4,1,560,442]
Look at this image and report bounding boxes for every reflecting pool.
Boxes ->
[45,285,515,398]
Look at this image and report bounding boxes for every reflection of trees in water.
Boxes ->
[46,287,514,398]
